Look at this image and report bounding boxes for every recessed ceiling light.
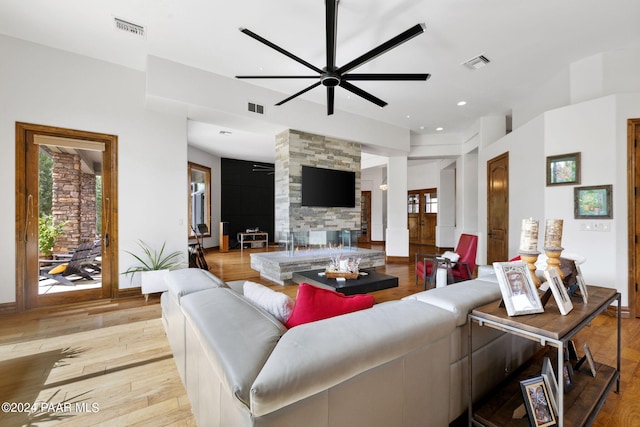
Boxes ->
[406,115,411,119]
[436,127,443,131]
[419,126,425,130]
[457,101,467,106]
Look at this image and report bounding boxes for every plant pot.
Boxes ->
[141,269,170,301]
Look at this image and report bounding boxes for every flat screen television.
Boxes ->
[301,165,356,207]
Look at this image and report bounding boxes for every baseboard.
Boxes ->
[386,255,410,263]
[115,287,142,299]
[606,304,631,319]
[0,302,17,315]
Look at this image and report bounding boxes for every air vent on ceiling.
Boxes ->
[248,102,264,114]
[462,54,490,70]
[114,17,145,38]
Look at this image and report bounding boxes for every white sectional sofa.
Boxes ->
[161,268,537,426]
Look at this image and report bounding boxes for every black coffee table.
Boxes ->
[292,268,398,295]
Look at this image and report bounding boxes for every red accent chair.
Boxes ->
[415,233,478,290]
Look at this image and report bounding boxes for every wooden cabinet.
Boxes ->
[408,189,437,245]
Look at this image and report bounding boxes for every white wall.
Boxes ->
[1,35,187,301]
[477,116,546,265]
[543,94,640,305]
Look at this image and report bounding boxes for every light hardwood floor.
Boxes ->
[1,244,638,426]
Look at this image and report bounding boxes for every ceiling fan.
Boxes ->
[236,0,430,115]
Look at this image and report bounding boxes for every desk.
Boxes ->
[237,232,268,249]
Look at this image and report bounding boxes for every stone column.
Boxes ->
[52,152,81,253]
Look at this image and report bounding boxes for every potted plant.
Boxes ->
[123,240,183,300]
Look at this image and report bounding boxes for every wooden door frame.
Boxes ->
[15,122,119,312]
[628,118,640,318]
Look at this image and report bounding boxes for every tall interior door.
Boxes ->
[487,152,509,264]
[629,118,640,318]
[15,123,118,311]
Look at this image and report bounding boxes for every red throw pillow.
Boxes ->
[284,283,375,328]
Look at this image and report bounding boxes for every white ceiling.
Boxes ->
[2,0,640,163]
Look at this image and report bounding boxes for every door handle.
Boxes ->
[24,194,34,242]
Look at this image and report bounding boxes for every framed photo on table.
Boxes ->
[493,262,544,316]
[576,265,589,303]
[520,376,557,427]
[574,185,613,219]
[544,269,573,315]
[547,152,580,186]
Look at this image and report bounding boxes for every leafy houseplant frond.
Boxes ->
[122,240,183,276]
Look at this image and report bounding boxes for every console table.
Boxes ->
[468,285,620,427]
[237,232,268,249]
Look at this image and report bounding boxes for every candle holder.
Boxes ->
[519,251,541,288]
[544,247,564,279]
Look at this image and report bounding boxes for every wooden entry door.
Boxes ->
[487,152,509,264]
[15,123,118,311]
[408,188,437,245]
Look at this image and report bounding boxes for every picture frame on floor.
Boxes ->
[520,376,557,427]
[494,261,544,316]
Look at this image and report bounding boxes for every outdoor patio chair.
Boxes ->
[39,241,100,286]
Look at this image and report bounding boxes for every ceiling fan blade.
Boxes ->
[343,73,431,81]
[275,82,322,106]
[326,0,338,72]
[339,81,387,108]
[336,23,426,75]
[236,75,319,79]
[239,28,324,74]
[327,86,335,115]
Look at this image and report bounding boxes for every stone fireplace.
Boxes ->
[274,129,361,237]
[251,130,385,284]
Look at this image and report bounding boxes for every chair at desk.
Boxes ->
[415,233,478,290]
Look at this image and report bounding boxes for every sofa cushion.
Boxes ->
[284,283,375,328]
[181,288,287,407]
[403,279,502,326]
[243,281,294,324]
[165,268,228,300]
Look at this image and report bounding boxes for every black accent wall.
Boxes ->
[221,158,274,247]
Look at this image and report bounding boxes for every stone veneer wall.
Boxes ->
[52,152,97,253]
[275,129,361,239]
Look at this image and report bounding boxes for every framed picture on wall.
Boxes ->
[546,152,580,186]
[574,185,613,219]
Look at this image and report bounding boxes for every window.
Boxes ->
[423,191,438,213]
